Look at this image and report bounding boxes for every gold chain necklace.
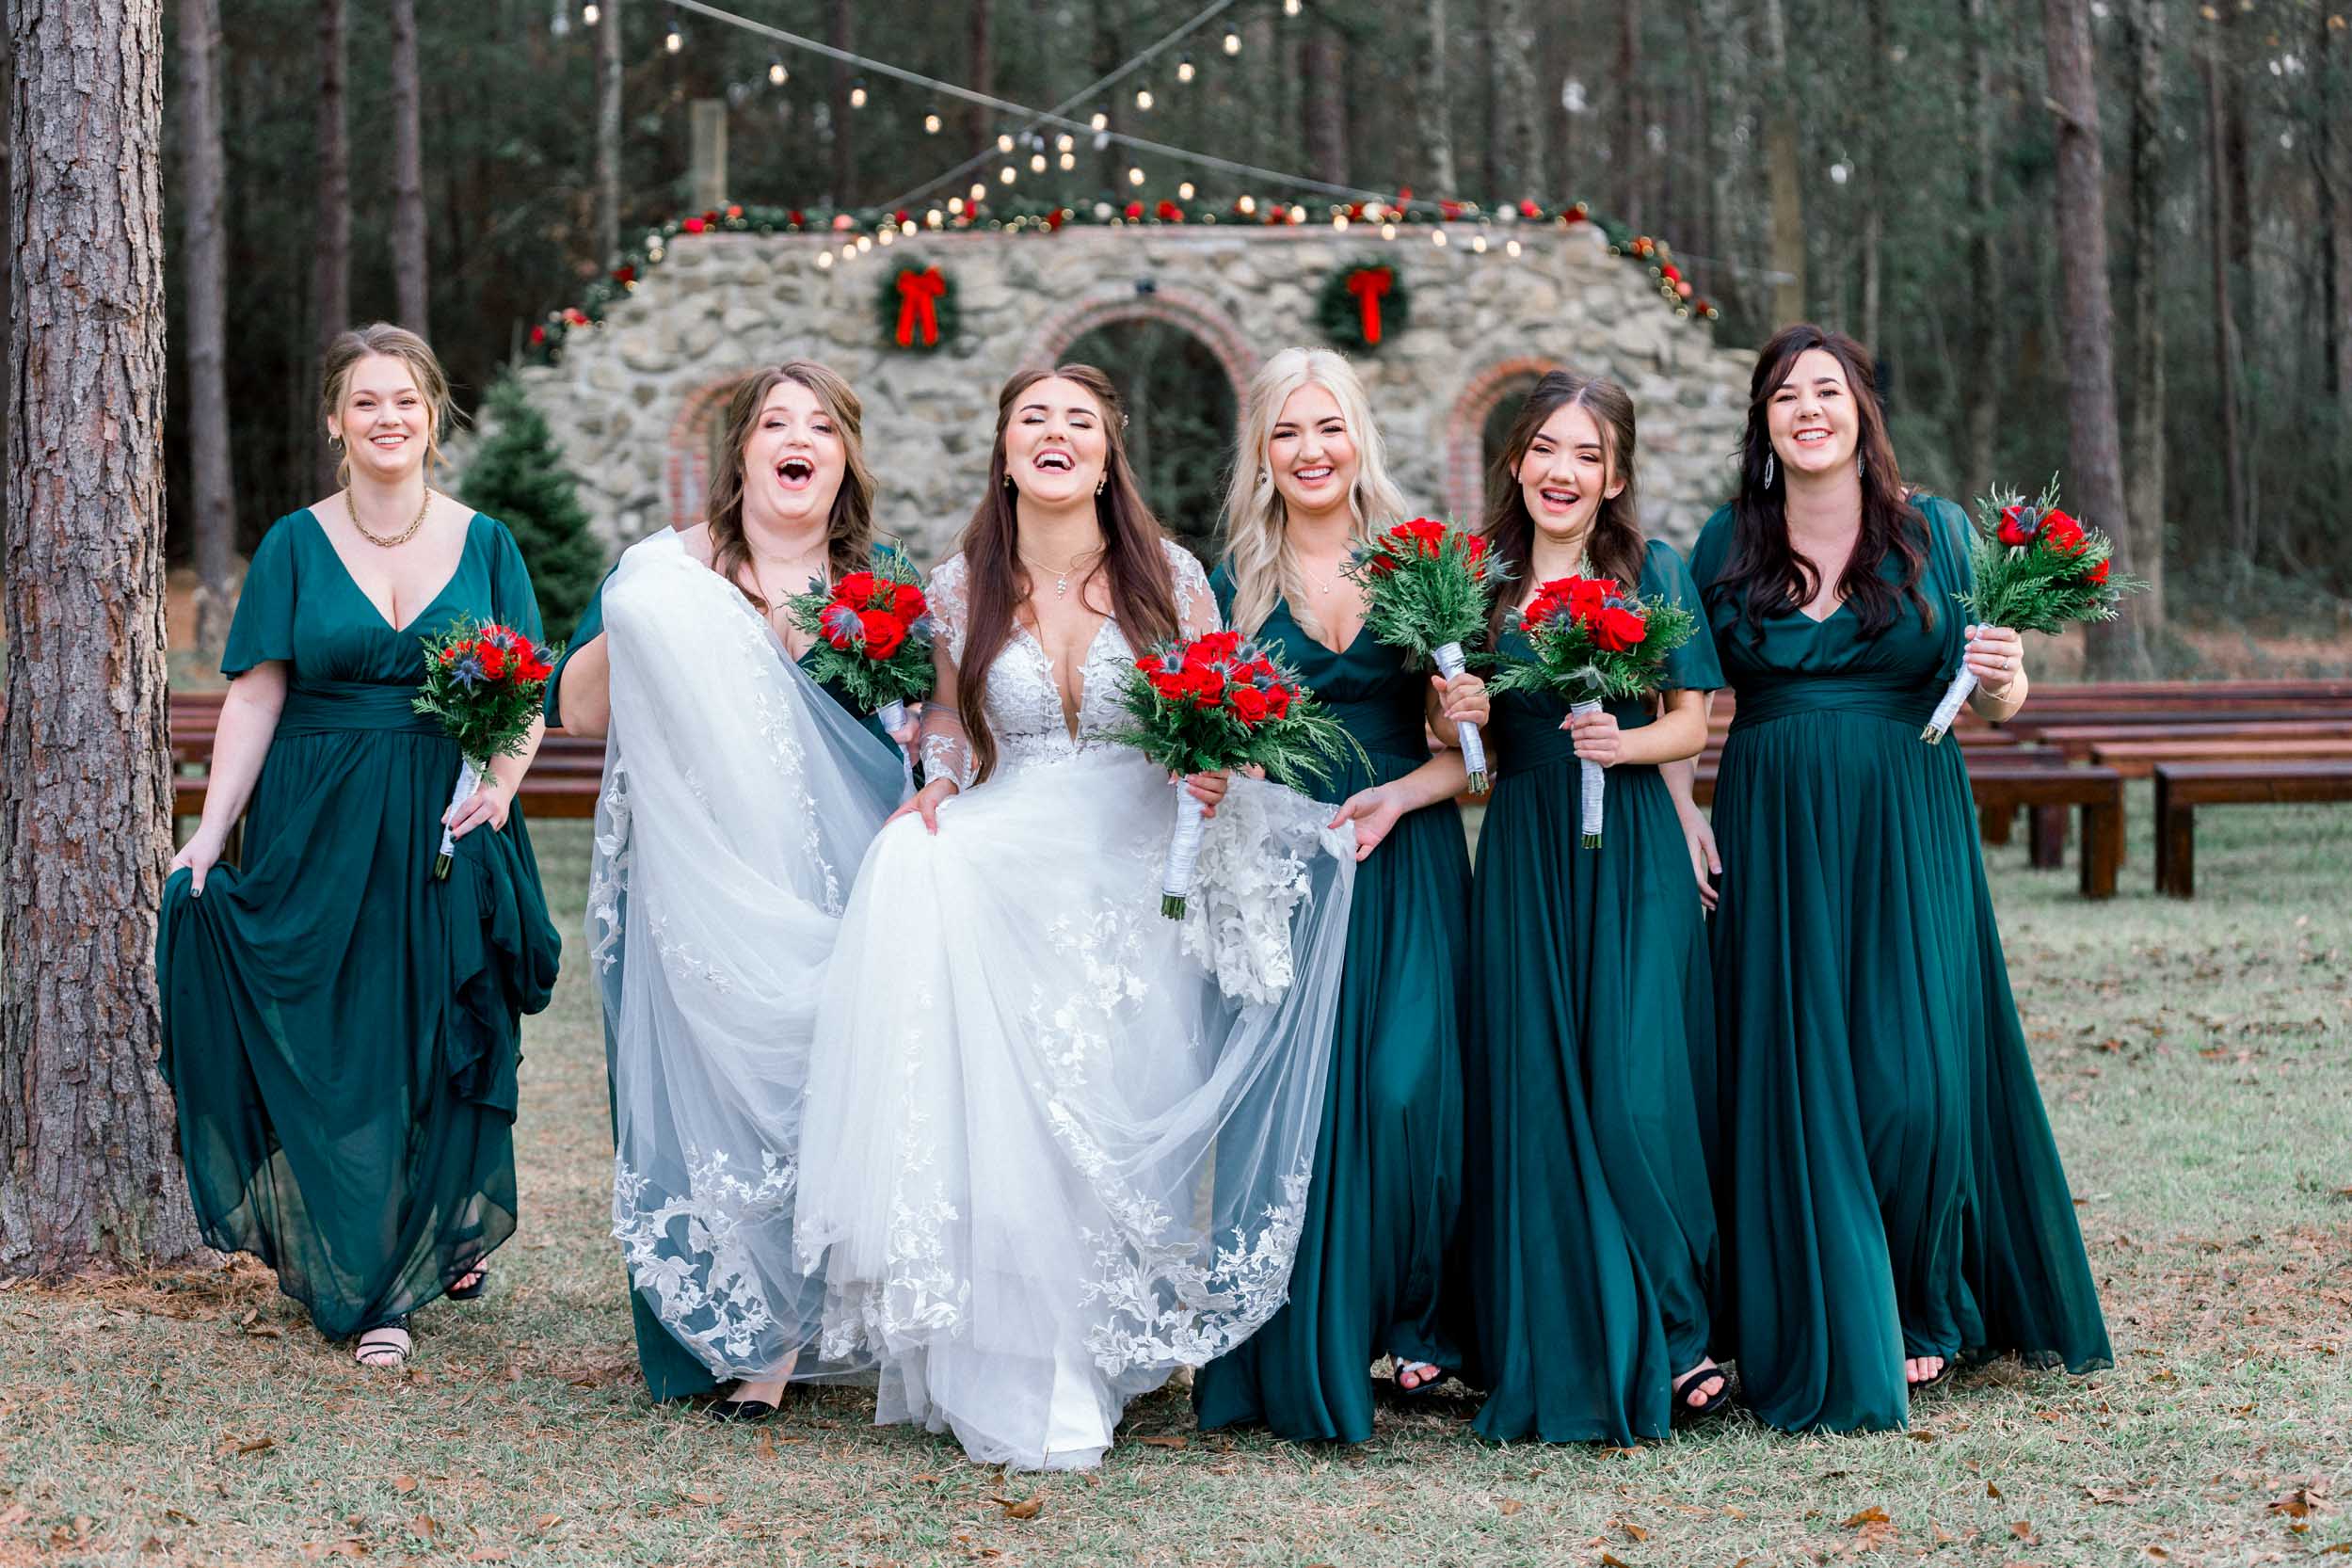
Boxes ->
[349,486,433,549]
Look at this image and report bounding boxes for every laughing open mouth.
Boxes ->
[1033,450,1074,472]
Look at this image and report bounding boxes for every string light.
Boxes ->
[949,196,966,214]
[1090,111,1109,132]
[1237,194,1256,215]
[997,132,1016,153]
[1029,152,1047,172]
[1381,221,1397,239]
[1000,165,1017,184]
[1505,238,1522,257]
[1223,29,1241,54]
[900,217,917,234]
[1177,181,1195,200]
[664,8,682,53]
[1284,0,1303,14]
[1176,55,1195,83]
[581,2,600,24]
[1432,229,1448,247]
[1333,212,1349,231]
[926,208,943,227]
[1135,87,1154,110]
[1058,152,1077,170]
[767,57,787,86]
[856,233,872,252]
[1128,166,1146,185]
[924,108,942,133]
[1471,233,1487,253]
[816,250,834,269]
[849,79,869,108]
[968,182,985,202]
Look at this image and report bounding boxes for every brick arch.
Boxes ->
[663,372,757,532]
[1026,286,1263,418]
[1441,355,1563,523]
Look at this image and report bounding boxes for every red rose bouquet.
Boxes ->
[1488,576,1698,847]
[785,550,936,734]
[414,616,559,878]
[1340,517,1508,792]
[1110,630,1362,918]
[1922,478,2144,742]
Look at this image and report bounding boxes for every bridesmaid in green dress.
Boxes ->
[545,361,913,1420]
[1672,325,2111,1432]
[1457,372,1729,1444]
[160,325,562,1369]
[1193,346,1484,1443]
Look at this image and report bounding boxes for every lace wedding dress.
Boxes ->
[591,530,905,1384]
[795,540,1359,1470]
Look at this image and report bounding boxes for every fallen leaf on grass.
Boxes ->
[0,1503,27,1528]
[991,1496,1042,1521]
[2085,1486,2146,1505]
[1622,1522,1649,1541]
[2010,1521,2039,1543]
[532,1514,560,1530]
[218,1436,275,1457]
[1495,1498,1522,1516]
[1131,1434,1187,1448]
[390,1477,418,1495]
[2144,1546,2168,1559]
[464,1548,510,1563]
[1845,1508,1891,1528]
[678,1492,722,1506]
[1600,1554,1632,1568]
[243,1324,284,1338]
[1986,1481,2003,1499]
[2271,1483,2328,1518]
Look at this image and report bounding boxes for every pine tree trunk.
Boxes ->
[1304,27,1348,186]
[1612,2,1640,227]
[2319,7,2352,419]
[178,0,234,655]
[2200,32,2249,564]
[1760,0,1805,324]
[596,0,620,265]
[1490,0,1543,200]
[2041,0,2144,675]
[2122,0,2168,632]
[1859,0,1887,352]
[1243,13,1275,177]
[312,0,348,493]
[965,0,993,153]
[826,0,854,206]
[2,0,202,1275]
[390,0,427,336]
[1961,0,1999,499]
[1412,0,1458,195]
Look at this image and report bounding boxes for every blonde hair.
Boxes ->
[322,323,456,488]
[706,360,876,610]
[1219,346,1408,637]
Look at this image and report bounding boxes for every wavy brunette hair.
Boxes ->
[705,360,876,611]
[1480,368,1648,645]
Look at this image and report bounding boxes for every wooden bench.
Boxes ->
[2151,760,2352,897]
[1968,760,2126,897]
[2089,737,2352,780]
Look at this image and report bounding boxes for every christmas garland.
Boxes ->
[872,259,960,351]
[1315,261,1412,352]
[527,195,1719,366]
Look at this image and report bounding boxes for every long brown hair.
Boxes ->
[1481,369,1647,645]
[956,364,1178,784]
[322,323,457,488]
[1707,324,1928,638]
[706,360,876,611]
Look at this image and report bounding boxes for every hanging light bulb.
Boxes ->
[1223,29,1241,54]
[1058,151,1077,170]
[1135,87,1154,110]
[1505,238,1522,257]
[1471,232,1488,253]
[1333,212,1349,231]
[1128,166,1146,186]
[994,131,1013,153]
[926,208,944,227]
[1284,0,1303,14]
[664,8,682,53]
[1176,55,1196,84]
[1091,110,1110,132]
[848,80,869,108]
[767,57,787,87]
[1238,194,1256,215]
[949,196,966,215]
[924,108,942,134]
[968,181,985,202]
[1432,228,1448,247]
[1381,221,1397,240]
[581,2,600,24]
[1177,181,1196,200]
[1056,133,1074,152]
[856,233,872,252]
[1000,165,1017,184]
[816,249,834,270]
[1030,152,1047,173]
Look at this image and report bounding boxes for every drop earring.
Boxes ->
[1857,453,1867,479]
[1763,452,1775,488]
[1096,476,1106,496]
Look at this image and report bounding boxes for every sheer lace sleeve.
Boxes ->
[1165,540,1222,638]
[920,553,978,789]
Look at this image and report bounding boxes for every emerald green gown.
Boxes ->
[548,568,897,1402]
[1689,497,2111,1433]
[158,510,563,1341]
[1458,540,1724,1444]
[1192,571,1470,1443]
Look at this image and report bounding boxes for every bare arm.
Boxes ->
[551,632,610,738]
[168,664,288,893]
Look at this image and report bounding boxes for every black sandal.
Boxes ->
[354,1316,413,1369]
[445,1263,489,1302]
[707,1392,781,1423]
[1386,1358,1448,1399]
[1672,1363,1732,1423]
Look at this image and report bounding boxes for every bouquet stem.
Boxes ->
[435,758,479,880]
[876,697,908,734]
[1433,641,1488,792]
[1570,696,1607,847]
[1922,633,1982,744]
[1160,781,1208,920]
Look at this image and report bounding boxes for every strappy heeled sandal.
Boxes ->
[1672,1362,1732,1424]
[354,1317,412,1369]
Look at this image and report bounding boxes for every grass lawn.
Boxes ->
[4,788,2348,1567]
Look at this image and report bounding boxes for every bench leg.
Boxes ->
[2079,793,2121,900]
[2030,803,2069,869]
[1980,802,2015,847]
[2155,782,2194,898]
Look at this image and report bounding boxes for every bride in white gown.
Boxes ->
[795,366,1361,1470]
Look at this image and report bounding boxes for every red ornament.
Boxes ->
[681,216,707,234]
[529,324,548,345]
[726,204,743,219]
[1518,198,1542,219]
[892,267,948,348]
[1124,200,1145,221]
[612,265,636,284]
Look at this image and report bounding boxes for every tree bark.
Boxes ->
[966,0,993,153]
[1611,0,1640,227]
[2319,7,2352,418]
[2041,0,2144,674]
[1760,0,1805,324]
[1489,0,1544,200]
[826,0,854,206]
[389,0,427,337]
[178,0,234,656]
[1858,0,1887,352]
[1304,26,1348,186]
[2200,28,2249,562]
[312,0,348,493]
[3,0,202,1275]
[596,0,620,265]
[2120,0,2168,632]
[1411,0,1459,195]
[1960,0,1999,499]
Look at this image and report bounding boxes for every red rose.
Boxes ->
[440,646,459,665]
[2083,557,2111,586]
[1592,605,1648,651]
[2040,510,2087,555]
[1366,552,1399,578]
[1148,670,1188,701]
[837,569,878,605]
[858,610,908,658]
[1229,685,1272,727]
[1263,683,1292,719]
[1997,504,2039,548]
[1185,631,1242,668]
[476,639,508,678]
[1565,577,1613,620]
[519,652,553,682]
[1234,657,1277,684]
[821,602,863,649]
[1185,665,1226,707]
[889,583,926,622]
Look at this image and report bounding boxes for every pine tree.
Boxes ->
[461,378,605,646]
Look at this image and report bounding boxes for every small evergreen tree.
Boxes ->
[461,377,605,645]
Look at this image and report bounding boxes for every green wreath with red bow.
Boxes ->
[1316,260,1411,353]
[874,260,960,352]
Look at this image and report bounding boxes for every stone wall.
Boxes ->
[508,222,1755,568]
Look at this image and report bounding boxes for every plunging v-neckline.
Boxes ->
[1016,616,1114,742]
[1795,599,1850,627]
[1289,604,1374,659]
[308,507,474,635]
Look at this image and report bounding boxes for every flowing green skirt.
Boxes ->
[1458,759,1715,1443]
[1194,760,1470,1443]
[1710,710,2112,1432]
[159,725,560,1339]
